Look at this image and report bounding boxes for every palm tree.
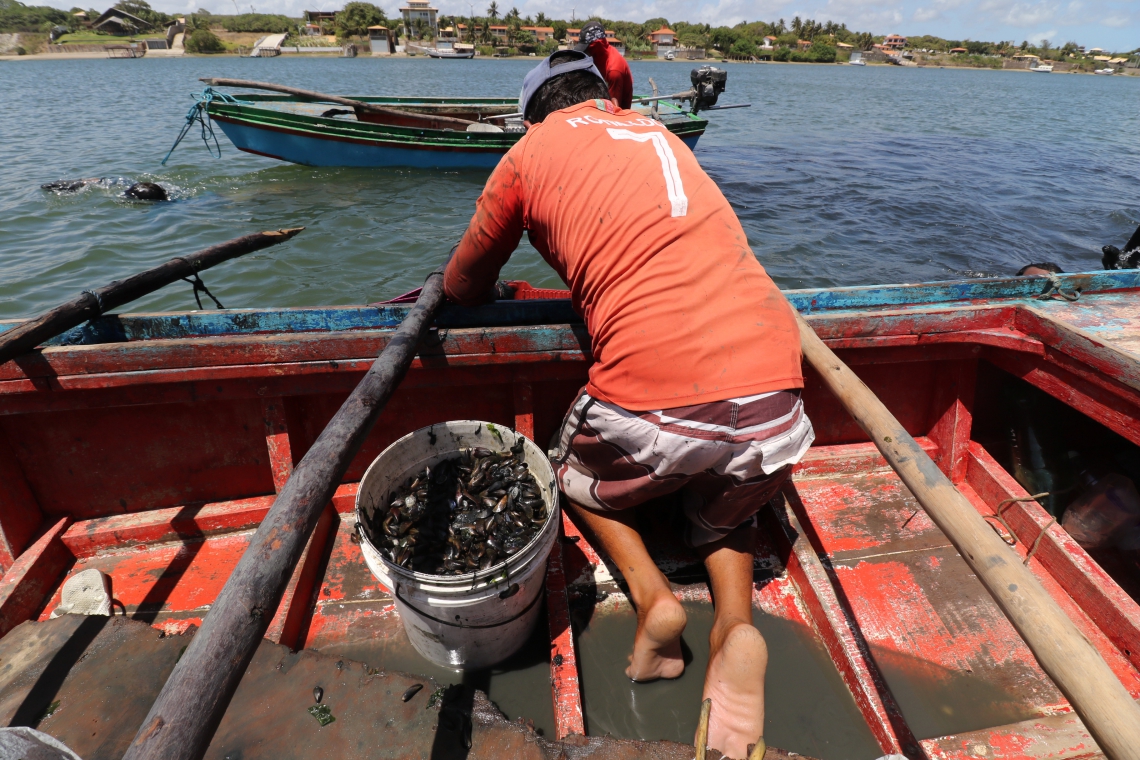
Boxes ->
[791,16,802,36]
[486,1,498,20]
[507,6,519,20]
[535,11,547,24]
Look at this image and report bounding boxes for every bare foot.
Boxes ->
[702,622,767,759]
[625,591,686,682]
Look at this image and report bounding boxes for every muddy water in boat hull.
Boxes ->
[575,602,882,760]
[309,604,557,737]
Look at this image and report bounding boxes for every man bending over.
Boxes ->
[444,51,814,759]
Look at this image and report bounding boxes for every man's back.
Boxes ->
[445,100,802,410]
[586,41,632,109]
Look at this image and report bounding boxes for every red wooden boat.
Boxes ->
[1,270,1138,759]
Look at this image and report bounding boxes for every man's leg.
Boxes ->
[697,525,767,759]
[565,500,687,681]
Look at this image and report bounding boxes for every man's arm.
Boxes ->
[444,152,526,306]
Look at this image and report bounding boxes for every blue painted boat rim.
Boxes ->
[2,271,1137,347]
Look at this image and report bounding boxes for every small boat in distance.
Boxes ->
[1029,62,1054,72]
[197,70,736,169]
[849,51,866,66]
[1095,67,1115,75]
[425,46,475,59]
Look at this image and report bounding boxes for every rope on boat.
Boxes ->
[1039,274,1081,302]
[984,491,1069,565]
[161,88,238,166]
[172,256,226,309]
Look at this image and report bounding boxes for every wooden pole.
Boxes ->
[121,266,449,760]
[0,228,304,367]
[793,310,1140,759]
[694,698,711,760]
[199,78,478,127]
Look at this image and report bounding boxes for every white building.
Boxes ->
[400,0,438,39]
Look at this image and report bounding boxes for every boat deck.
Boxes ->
[1,271,1139,758]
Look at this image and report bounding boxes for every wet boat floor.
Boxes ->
[0,615,713,760]
[20,446,1140,759]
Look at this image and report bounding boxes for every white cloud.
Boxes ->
[1100,13,1130,26]
[1028,28,1057,42]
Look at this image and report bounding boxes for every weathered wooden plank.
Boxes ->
[0,325,591,382]
[921,706,1116,759]
[0,428,46,572]
[546,514,585,739]
[60,496,275,557]
[261,397,294,493]
[264,504,337,649]
[791,438,939,480]
[965,443,1140,673]
[0,517,73,637]
[1017,304,1140,393]
[768,494,919,755]
[927,360,977,483]
[985,349,1140,448]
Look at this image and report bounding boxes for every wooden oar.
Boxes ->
[794,310,1140,759]
[0,228,304,368]
[122,262,450,760]
[200,78,478,128]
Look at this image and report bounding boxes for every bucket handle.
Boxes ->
[394,582,542,629]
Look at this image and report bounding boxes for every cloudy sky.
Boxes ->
[87,0,1140,50]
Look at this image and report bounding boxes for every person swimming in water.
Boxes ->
[41,178,169,201]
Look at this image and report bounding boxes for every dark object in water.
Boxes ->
[307,703,335,726]
[312,686,323,703]
[41,178,102,193]
[363,438,548,576]
[1016,262,1063,276]
[401,683,423,702]
[125,182,168,201]
[1102,223,1140,270]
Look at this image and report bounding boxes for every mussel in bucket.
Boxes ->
[364,438,549,576]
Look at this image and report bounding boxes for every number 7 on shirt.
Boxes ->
[606,128,688,218]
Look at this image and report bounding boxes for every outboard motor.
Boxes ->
[689,66,728,113]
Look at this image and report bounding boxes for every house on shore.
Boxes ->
[91,8,153,35]
[521,25,555,42]
[882,33,906,50]
[302,10,336,35]
[399,0,439,40]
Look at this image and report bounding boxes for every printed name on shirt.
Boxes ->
[564,114,664,130]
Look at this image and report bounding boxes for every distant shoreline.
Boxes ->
[2,51,1136,77]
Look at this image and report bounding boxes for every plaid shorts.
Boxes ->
[550,389,815,546]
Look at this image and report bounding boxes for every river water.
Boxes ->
[1,58,1139,320]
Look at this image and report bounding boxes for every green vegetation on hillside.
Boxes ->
[0,0,70,32]
[221,13,295,33]
[184,27,223,52]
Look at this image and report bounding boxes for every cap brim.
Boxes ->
[573,42,588,51]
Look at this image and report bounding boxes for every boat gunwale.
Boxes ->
[3,270,1137,345]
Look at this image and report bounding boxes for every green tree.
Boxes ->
[551,19,566,39]
[113,0,170,26]
[856,31,873,50]
[729,38,755,57]
[335,2,385,38]
[184,27,225,52]
[534,11,546,24]
[486,1,498,20]
[708,26,738,51]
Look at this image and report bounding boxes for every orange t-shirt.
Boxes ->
[445,99,803,411]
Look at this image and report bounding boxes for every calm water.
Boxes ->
[1,58,1139,320]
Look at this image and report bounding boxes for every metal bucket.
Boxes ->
[355,421,560,670]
